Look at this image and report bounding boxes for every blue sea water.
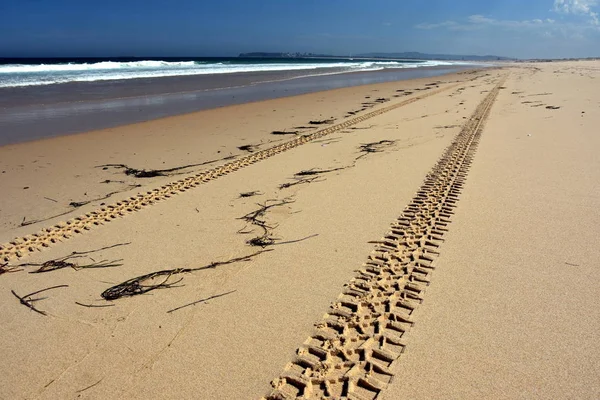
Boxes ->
[0,57,461,88]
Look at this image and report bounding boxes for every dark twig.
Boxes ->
[270,234,319,246]
[97,156,235,178]
[239,191,263,198]
[20,184,140,227]
[101,250,270,300]
[75,302,115,308]
[295,166,349,176]
[166,290,237,313]
[18,242,129,273]
[11,285,69,316]
[271,130,298,135]
[1,263,22,275]
[20,209,75,227]
[68,185,140,208]
[75,378,103,393]
[238,144,259,153]
[279,176,323,189]
[309,119,335,125]
[66,242,131,257]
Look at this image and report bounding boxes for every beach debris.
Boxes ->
[349,125,375,130]
[237,144,260,153]
[1,263,22,275]
[526,92,552,97]
[97,156,235,178]
[279,140,395,189]
[239,191,263,198]
[68,184,141,208]
[11,284,69,316]
[271,130,299,136]
[20,210,74,227]
[295,166,349,177]
[17,242,129,273]
[309,119,335,125]
[238,199,294,247]
[101,250,269,300]
[166,290,237,313]
[75,379,104,394]
[270,234,319,247]
[75,302,115,308]
[545,105,561,110]
[279,166,351,190]
[279,176,323,189]
[565,262,580,267]
[435,125,460,129]
[100,179,126,184]
[311,136,341,145]
[356,140,396,160]
[19,185,141,227]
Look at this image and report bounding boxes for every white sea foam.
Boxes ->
[0,59,464,88]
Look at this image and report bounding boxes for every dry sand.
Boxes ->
[0,62,598,399]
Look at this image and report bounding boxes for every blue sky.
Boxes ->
[0,0,599,58]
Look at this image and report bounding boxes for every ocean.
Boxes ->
[0,57,458,88]
[0,57,476,146]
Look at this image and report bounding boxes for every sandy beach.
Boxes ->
[1,62,598,399]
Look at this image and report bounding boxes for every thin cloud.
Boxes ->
[415,21,459,30]
[416,15,556,31]
[415,12,599,40]
[553,0,599,25]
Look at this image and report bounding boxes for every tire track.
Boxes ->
[262,74,507,400]
[0,83,460,264]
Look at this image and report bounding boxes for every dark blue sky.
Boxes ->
[1,0,599,58]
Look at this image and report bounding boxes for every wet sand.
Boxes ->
[0,65,472,145]
[0,62,598,399]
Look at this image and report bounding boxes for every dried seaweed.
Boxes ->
[309,119,334,125]
[18,242,130,273]
[97,155,235,178]
[294,166,349,177]
[271,130,298,135]
[20,184,141,227]
[238,144,259,153]
[1,263,22,275]
[68,185,141,208]
[166,290,237,313]
[101,250,270,300]
[278,139,396,190]
[75,302,115,308]
[355,140,396,160]
[11,285,69,316]
[75,379,103,393]
[239,191,262,198]
[238,199,294,247]
[279,176,323,189]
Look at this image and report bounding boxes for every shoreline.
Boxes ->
[0,65,478,146]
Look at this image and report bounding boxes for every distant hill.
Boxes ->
[357,52,513,61]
